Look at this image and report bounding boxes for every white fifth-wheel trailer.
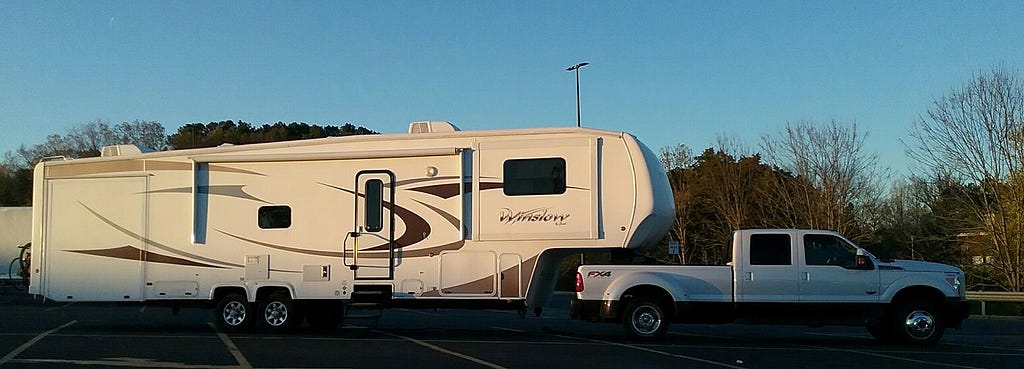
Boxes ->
[27,121,674,332]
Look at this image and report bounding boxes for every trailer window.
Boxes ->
[503,158,566,196]
[365,179,384,232]
[258,206,291,229]
[749,233,791,265]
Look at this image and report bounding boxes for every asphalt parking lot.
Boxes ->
[1,287,1022,369]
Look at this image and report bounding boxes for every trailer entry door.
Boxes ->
[347,170,396,280]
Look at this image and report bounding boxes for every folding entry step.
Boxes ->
[345,286,391,328]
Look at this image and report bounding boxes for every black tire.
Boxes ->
[622,298,670,339]
[215,293,253,333]
[890,301,944,345]
[258,292,301,332]
[305,301,344,332]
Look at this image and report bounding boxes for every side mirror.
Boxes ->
[855,249,873,270]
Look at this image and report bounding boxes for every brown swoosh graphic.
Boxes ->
[217,230,345,257]
[144,185,268,203]
[68,245,225,268]
[318,182,430,251]
[80,202,243,268]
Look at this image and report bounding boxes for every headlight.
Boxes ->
[945,272,964,295]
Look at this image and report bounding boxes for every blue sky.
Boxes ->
[2,1,1022,175]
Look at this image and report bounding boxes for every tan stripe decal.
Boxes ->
[67,245,225,268]
[80,202,243,268]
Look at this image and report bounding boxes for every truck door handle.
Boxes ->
[745,272,753,281]
[803,272,810,281]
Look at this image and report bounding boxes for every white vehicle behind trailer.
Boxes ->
[28,121,675,332]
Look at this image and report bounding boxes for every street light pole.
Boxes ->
[566,62,589,127]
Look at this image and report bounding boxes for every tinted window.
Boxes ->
[503,158,566,196]
[750,233,791,265]
[365,179,383,232]
[804,234,857,268]
[258,206,291,229]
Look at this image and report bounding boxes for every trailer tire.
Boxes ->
[622,298,670,339]
[259,292,301,332]
[891,301,944,345]
[215,293,253,333]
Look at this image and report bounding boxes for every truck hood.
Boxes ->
[881,259,961,273]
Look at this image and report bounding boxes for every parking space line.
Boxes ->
[491,326,525,333]
[554,334,747,369]
[396,308,443,317]
[803,344,985,369]
[207,322,253,369]
[44,301,75,311]
[374,330,508,369]
[0,320,76,366]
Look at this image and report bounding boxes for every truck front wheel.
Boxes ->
[622,298,670,339]
[891,301,944,345]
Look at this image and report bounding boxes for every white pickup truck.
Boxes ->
[571,229,970,345]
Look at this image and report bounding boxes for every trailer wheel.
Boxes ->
[622,298,670,339]
[891,301,944,345]
[215,293,253,332]
[259,292,300,332]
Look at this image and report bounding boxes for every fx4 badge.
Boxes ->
[587,271,611,278]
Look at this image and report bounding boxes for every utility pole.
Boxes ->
[566,62,589,127]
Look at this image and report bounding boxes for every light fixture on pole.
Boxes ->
[566,62,589,128]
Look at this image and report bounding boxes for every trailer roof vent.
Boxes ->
[101,144,152,157]
[409,121,460,134]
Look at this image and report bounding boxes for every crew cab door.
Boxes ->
[797,233,879,303]
[735,232,799,302]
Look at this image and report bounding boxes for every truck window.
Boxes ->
[803,234,857,268]
[749,233,791,265]
[503,158,567,196]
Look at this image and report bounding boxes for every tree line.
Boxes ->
[0,120,377,206]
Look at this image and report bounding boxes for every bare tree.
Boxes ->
[761,119,885,242]
[8,119,167,168]
[907,67,1024,291]
[660,144,693,264]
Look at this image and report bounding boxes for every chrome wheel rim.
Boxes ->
[631,305,662,335]
[223,301,247,326]
[903,310,935,340]
[265,301,289,327]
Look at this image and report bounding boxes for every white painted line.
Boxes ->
[803,345,985,369]
[396,308,443,317]
[45,301,75,312]
[0,320,76,366]
[207,322,253,369]
[139,305,147,313]
[947,342,1024,353]
[491,326,525,333]
[10,357,236,368]
[554,334,747,369]
[374,330,508,369]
